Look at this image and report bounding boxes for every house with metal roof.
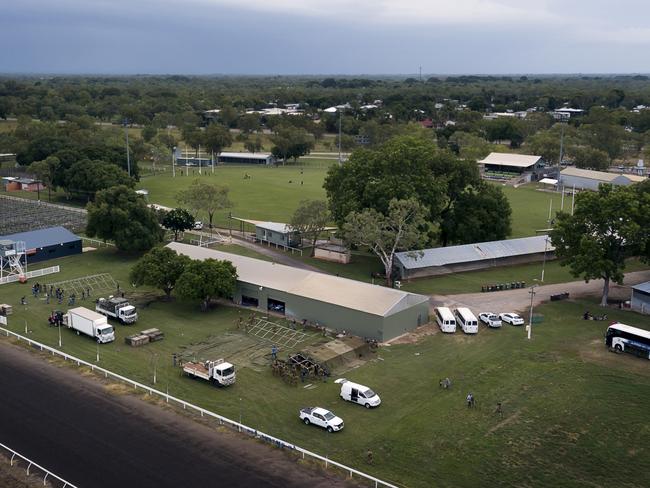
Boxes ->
[167,242,429,341]
[394,235,554,279]
[631,281,650,315]
[0,226,82,264]
[560,167,647,191]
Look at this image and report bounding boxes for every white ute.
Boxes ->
[299,407,344,433]
[335,379,381,408]
[479,312,502,328]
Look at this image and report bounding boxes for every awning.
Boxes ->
[539,178,558,185]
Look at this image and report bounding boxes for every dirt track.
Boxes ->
[0,341,357,488]
[430,270,650,314]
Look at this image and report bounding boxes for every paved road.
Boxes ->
[0,342,354,488]
[430,270,650,313]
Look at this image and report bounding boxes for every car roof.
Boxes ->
[312,407,332,415]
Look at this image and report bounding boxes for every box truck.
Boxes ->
[64,307,115,344]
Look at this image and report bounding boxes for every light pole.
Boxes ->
[123,118,131,177]
[540,236,549,282]
[338,109,342,166]
[172,146,176,178]
[58,319,62,348]
[96,342,100,362]
[527,282,538,340]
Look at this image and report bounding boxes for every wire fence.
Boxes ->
[0,441,79,488]
[0,326,400,488]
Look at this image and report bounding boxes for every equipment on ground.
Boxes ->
[125,328,164,347]
[95,297,138,324]
[182,359,236,386]
[64,307,115,344]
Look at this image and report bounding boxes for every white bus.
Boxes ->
[606,323,650,359]
[454,307,479,334]
[435,307,456,333]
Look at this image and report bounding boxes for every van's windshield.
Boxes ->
[363,389,376,398]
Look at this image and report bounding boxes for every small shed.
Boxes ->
[218,152,275,165]
[314,243,351,264]
[631,281,650,315]
[560,167,647,191]
[255,222,301,248]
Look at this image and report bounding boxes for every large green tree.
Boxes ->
[28,155,60,201]
[203,123,233,157]
[63,159,134,200]
[343,198,427,286]
[86,185,163,252]
[290,200,330,256]
[270,126,314,163]
[162,208,195,241]
[550,185,645,306]
[130,247,190,299]
[176,258,238,311]
[441,182,512,245]
[176,180,232,231]
[570,146,610,170]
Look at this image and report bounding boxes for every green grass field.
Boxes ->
[2,249,650,487]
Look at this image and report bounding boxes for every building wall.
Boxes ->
[561,175,607,191]
[255,227,300,247]
[27,239,83,264]
[631,290,650,315]
[234,281,425,341]
[218,155,272,165]
[314,247,351,264]
[396,252,555,280]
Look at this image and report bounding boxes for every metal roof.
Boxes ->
[395,235,553,270]
[560,167,619,182]
[255,221,295,234]
[219,152,273,159]
[166,242,428,317]
[478,152,542,168]
[632,281,650,294]
[0,226,81,250]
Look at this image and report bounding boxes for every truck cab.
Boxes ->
[116,304,137,323]
[210,360,236,386]
[96,325,115,343]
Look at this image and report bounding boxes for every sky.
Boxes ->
[2,0,650,75]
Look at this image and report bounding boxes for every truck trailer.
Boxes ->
[95,297,138,324]
[183,359,236,386]
[65,307,115,344]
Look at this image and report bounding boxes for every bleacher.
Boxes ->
[482,170,521,181]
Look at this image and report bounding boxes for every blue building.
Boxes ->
[0,227,82,264]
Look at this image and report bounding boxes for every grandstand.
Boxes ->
[0,195,87,235]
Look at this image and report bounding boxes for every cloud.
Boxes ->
[578,26,650,45]
[188,0,559,26]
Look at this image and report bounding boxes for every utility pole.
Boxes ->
[558,123,564,178]
[540,236,549,282]
[571,184,576,215]
[123,119,131,177]
[548,199,553,222]
[527,284,538,340]
[419,66,422,82]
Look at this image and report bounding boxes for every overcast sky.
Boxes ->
[2,0,650,75]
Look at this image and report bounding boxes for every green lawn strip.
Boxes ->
[3,250,650,487]
[401,257,650,295]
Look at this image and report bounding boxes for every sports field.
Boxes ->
[1,248,650,487]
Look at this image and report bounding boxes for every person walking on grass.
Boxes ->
[495,402,503,418]
[466,393,474,408]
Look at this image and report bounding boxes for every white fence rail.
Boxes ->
[81,237,115,248]
[0,266,60,285]
[0,441,78,488]
[0,327,399,488]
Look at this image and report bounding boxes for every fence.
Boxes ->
[0,327,399,488]
[0,441,78,488]
[81,237,115,248]
[0,266,60,285]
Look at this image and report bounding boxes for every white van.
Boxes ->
[454,307,479,334]
[335,379,381,408]
[435,307,456,333]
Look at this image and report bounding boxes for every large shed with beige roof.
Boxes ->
[560,167,646,191]
[166,242,429,341]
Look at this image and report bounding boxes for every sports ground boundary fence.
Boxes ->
[0,441,78,488]
[0,326,400,488]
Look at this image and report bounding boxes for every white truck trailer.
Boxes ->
[64,307,115,344]
[183,359,236,386]
[95,297,138,324]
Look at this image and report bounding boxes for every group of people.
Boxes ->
[438,378,503,416]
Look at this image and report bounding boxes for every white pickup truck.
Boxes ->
[299,407,344,433]
[182,359,235,386]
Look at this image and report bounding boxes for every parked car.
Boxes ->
[299,407,344,433]
[499,312,525,326]
[193,221,203,230]
[335,379,381,408]
[479,312,502,328]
